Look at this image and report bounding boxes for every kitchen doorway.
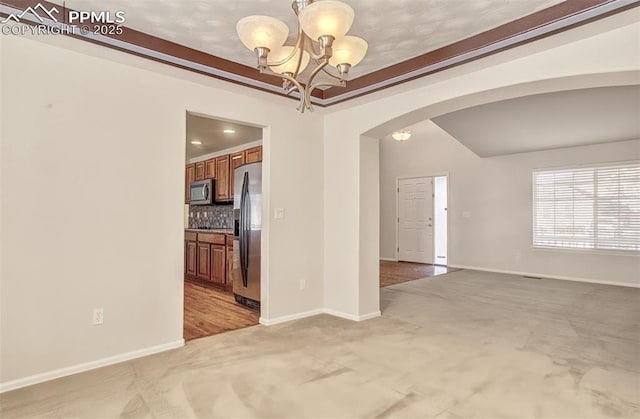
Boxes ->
[397,175,448,265]
[183,112,264,341]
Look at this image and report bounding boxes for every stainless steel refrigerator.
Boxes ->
[233,162,262,310]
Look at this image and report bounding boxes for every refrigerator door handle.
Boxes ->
[243,173,251,286]
[239,172,250,287]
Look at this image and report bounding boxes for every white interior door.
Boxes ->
[398,177,434,263]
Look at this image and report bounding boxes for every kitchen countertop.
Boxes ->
[185,228,234,234]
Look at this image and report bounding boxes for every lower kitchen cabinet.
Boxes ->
[211,244,226,285]
[226,238,234,287]
[185,240,197,277]
[196,243,211,280]
[185,232,232,289]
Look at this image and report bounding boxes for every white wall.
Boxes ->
[380,121,640,286]
[324,10,640,318]
[0,34,324,386]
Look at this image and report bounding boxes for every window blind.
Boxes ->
[533,162,640,251]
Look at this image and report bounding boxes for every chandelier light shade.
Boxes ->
[297,0,355,41]
[270,46,311,74]
[329,36,368,68]
[236,15,289,52]
[392,131,412,141]
[236,0,367,113]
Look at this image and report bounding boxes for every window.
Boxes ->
[533,162,640,252]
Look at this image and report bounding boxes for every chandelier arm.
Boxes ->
[285,86,299,96]
[292,35,305,79]
[303,58,334,112]
[279,72,307,111]
[306,57,328,91]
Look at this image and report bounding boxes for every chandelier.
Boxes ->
[236,0,368,113]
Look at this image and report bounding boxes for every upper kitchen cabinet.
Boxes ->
[215,155,231,202]
[185,164,195,203]
[229,152,245,197]
[195,161,206,181]
[205,158,216,179]
[187,144,261,203]
[244,146,262,163]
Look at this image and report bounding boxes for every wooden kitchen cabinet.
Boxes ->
[196,243,211,280]
[211,244,226,285]
[215,155,231,202]
[244,146,262,163]
[185,164,195,203]
[195,162,206,181]
[186,144,260,202]
[185,232,234,290]
[226,237,234,287]
[185,240,197,277]
[205,158,216,179]
[229,152,245,199]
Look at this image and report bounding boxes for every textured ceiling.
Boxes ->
[64,0,564,80]
[431,86,640,157]
[186,113,262,161]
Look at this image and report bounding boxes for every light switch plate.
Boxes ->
[274,208,285,219]
[462,211,471,218]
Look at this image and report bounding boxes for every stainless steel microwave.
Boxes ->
[189,179,214,205]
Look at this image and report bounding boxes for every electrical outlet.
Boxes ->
[299,279,306,290]
[93,308,104,325]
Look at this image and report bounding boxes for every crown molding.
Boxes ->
[0,0,637,107]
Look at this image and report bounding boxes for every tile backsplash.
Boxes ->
[188,204,233,229]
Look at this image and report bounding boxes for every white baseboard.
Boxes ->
[259,309,324,326]
[0,339,185,394]
[324,309,382,322]
[380,257,398,262]
[4,307,384,392]
[448,264,640,288]
[260,308,382,325]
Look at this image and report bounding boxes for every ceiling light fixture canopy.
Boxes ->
[237,0,367,113]
[392,130,411,141]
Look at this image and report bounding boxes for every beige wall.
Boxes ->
[0,34,324,385]
[380,121,640,285]
[324,10,640,318]
[1,7,639,389]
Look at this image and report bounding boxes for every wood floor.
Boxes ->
[184,261,454,341]
[184,279,259,341]
[380,260,459,287]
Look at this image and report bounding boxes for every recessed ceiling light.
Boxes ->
[191,140,202,145]
[392,130,411,141]
[223,129,236,134]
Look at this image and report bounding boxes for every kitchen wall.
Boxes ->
[0,33,324,387]
[379,120,640,286]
